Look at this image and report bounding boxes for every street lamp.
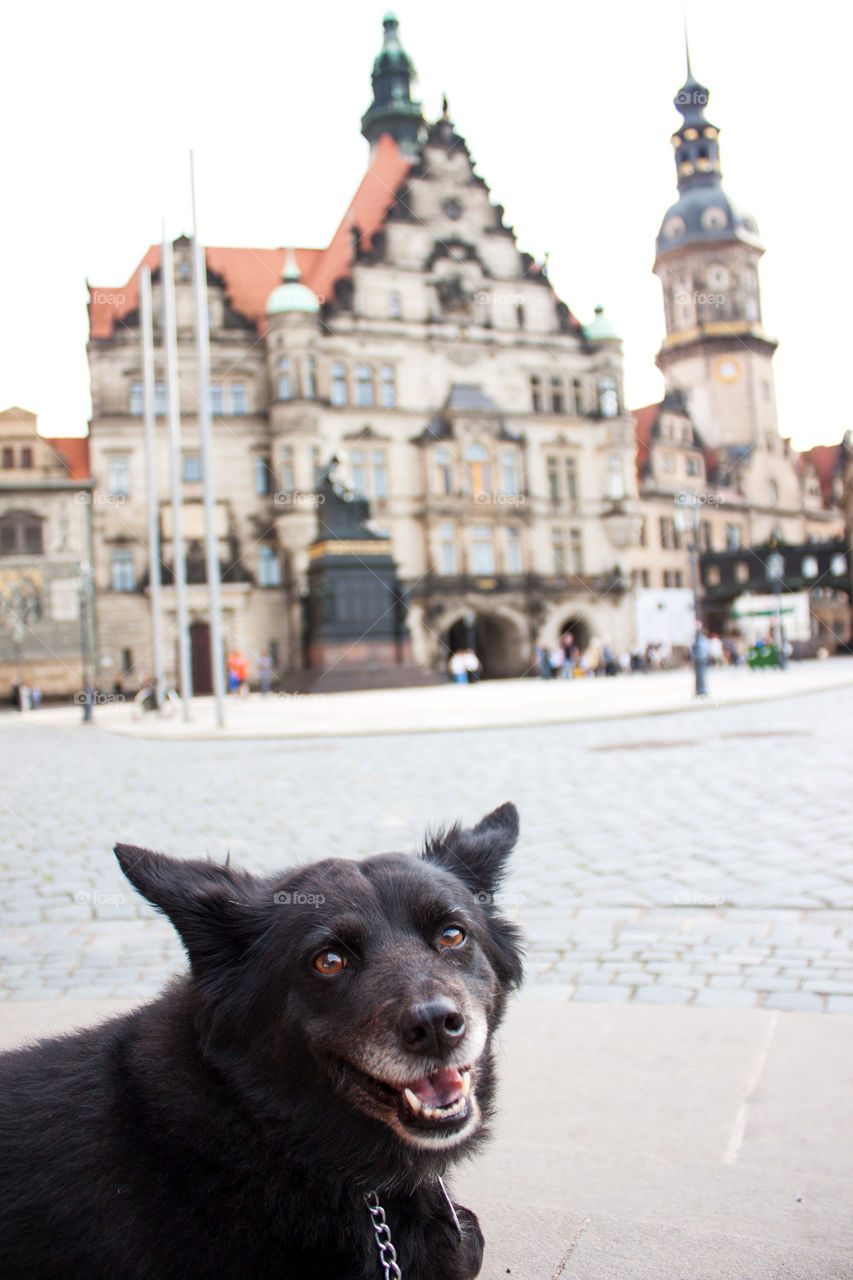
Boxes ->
[674,493,708,697]
[78,562,95,723]
[765,549,787,670]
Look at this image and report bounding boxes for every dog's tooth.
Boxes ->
[403,1088,422,1114]
[460,1071,471,1098]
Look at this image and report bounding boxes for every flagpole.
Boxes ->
[161,224,193,721]
[139,264,167,714]
[190,152,226,728]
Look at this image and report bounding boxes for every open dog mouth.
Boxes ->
[344,1060,475,1131]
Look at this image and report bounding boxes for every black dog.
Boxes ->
[0,803,523,1279]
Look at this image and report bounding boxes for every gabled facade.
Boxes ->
[0,407,94,696]
[86,15,640,688]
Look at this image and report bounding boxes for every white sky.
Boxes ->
[2,0,849,450]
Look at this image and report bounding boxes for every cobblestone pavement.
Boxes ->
[2,683,852,1011]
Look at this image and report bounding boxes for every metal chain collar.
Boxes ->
[364,1191,403,1280]
[365,1176,462,1280]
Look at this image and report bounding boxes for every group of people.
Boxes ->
[227,650,275,695]
[447,649,483,684]
[8,680,41,710]
[535,631,622,679]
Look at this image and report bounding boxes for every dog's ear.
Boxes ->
[422,801,519,897]
[115,844,262,978]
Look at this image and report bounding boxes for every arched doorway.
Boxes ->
[445,612,528,679]
[556,615,591,655]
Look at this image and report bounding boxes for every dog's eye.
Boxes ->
[439,926,466,949]
[314,950,347,975]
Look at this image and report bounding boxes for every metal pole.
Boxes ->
[161,226,193,721]
[79,563,94,723]
[776,579,787,670]
[140,265,167,713]
[190,153,226,728]
[689,519,706,696]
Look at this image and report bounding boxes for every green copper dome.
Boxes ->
[266,248,319,316]
[583,305,620,341]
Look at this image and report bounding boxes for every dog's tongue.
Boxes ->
[406,1067,463,1108]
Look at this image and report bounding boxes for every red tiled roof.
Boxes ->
[800,443,840,507]
[47,437,91,481]
[631,402,661,478]
[307,132,412,303]
[88,134,412,341]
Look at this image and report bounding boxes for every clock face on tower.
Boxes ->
[715,357,741,384]
[663,215,685,240]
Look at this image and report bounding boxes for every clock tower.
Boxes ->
[653,50,779,449]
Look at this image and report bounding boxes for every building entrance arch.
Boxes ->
[445,610,528,679]
[556,614,591,655]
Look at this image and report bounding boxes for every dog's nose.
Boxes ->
[400,997,466,1057]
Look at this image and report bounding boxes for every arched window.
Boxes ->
[0,511,43,555]
[278,357,291,401]
[463,443,490,497]
[355,364,374,407]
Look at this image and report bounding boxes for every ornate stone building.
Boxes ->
[86,14,639,688]
[0,408,93,697]
[630,53,845,648]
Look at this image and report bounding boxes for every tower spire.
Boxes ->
[360,13,425,158]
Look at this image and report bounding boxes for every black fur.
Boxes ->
[0,804,523,1279]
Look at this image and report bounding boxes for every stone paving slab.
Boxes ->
[1,681,852,1012]
[4,1000,849,1280]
